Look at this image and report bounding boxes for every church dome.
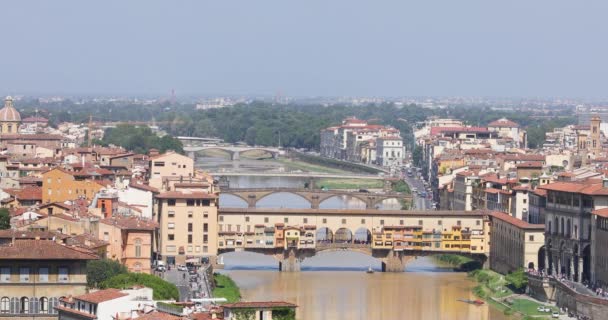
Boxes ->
[0,96,21,122]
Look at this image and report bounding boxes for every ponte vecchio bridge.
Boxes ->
[217,208,491,272]
[221,188,412,209]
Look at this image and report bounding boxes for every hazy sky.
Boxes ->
[1,0,607,98]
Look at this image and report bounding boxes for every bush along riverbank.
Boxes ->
[469,269,559,319]
[433,254,482,272]
[212,273,241,303]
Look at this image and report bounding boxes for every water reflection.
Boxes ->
[223,257,509,320]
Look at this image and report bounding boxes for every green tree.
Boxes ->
[412,145,423,167]
[101,273,179,300]
[0,208,10,230]
[505,268,528,292]
[86,259,128,288]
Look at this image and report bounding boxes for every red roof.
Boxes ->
[539,180,608,195]
[488,118,520,128]
[129,181,159,193]
[430,126,489,136]
[222,301,297,309]
[592,208,608,218]
[55,306,97,319]
[501,154,545,162]
[490,211,544,230]
[100,216,158,230]
[75,289,128,304]
[485,188,512,195]
[516,161,544,168]
[0,240,99,260]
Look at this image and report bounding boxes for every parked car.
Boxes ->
[551,311,559,318]
[177,265,187,271]
[156,265,166,272]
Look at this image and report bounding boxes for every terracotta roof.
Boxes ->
[488,118,519,128]
[55,306,97,319]
[136,311,183,320]
[100,216,158,230]
[490,211,544,230]
[75,289,128,304]
[156,191,217,199]
[0,133,62,140]
[516,161,543,168]
[222,301,297,309]
[485,188,513,195]
[0,239,99,260]
[533,188,548,196]
[0,230,68,240]
[430,126,489,136]
[592,208,608,218]
[66,234,109,249]
[174,182,210,188]
[539,180,608,195]
[502,154,545,162]
[22,116,48,123]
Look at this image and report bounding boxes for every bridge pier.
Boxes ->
[247,194,257,208]
[232,151,240,161]
[279,250,301,272]
[376,250,412,272]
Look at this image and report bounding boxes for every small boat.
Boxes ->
[366,267,374,274]
[457,299,484,306]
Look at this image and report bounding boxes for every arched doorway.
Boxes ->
[316,227,333,244]
[537,246,546,271]
[334,228,353,244]
[354,227,372,244]
[583,245,591,282]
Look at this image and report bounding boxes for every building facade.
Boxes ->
[0,239,98,319]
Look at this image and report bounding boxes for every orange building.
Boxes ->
[41,167,110,203]
[98,216,158,273]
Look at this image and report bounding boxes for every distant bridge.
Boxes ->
[221,187,411,209]
[184,145,283,161]
[210,171,384,180]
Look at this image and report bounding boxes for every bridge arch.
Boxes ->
[219,194,249,208]
[316,227,333,243]
[194,148,234,159]
[334,228,353,243]
[354,227,372,244]
[239,148,278,159]
[318,194,368,209]
[255,192,312,209]
[217,251,280,269]
[374,197,407,210]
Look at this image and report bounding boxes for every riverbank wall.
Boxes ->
[288,151,388,174]
[527,274,608,319]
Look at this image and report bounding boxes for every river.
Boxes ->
[220,256,509,320]
[198,155,508,319]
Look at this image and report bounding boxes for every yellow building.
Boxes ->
[41,168,108,203]
[489,211,545,274]
[0,96,21,135]
[0,239,98,318]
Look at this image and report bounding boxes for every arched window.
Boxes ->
[39,297,48,314]
[135,238,142,258]
[20,297,28,314]
[0,297,9,314]
[554,217,559,235]
[560,217,565,235]
[574,225,578,239]
[567,219,572,237]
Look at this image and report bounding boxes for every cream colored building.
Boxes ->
[0,239,98,318]
[148,152,194,190]
[489,211,545,274]
[155,189,219,265]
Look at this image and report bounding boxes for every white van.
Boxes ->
[154,260,166,271]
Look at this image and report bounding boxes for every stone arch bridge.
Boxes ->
[221,188,412,209]
[184,145,283,160]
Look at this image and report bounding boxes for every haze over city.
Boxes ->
[2,0,608,98]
